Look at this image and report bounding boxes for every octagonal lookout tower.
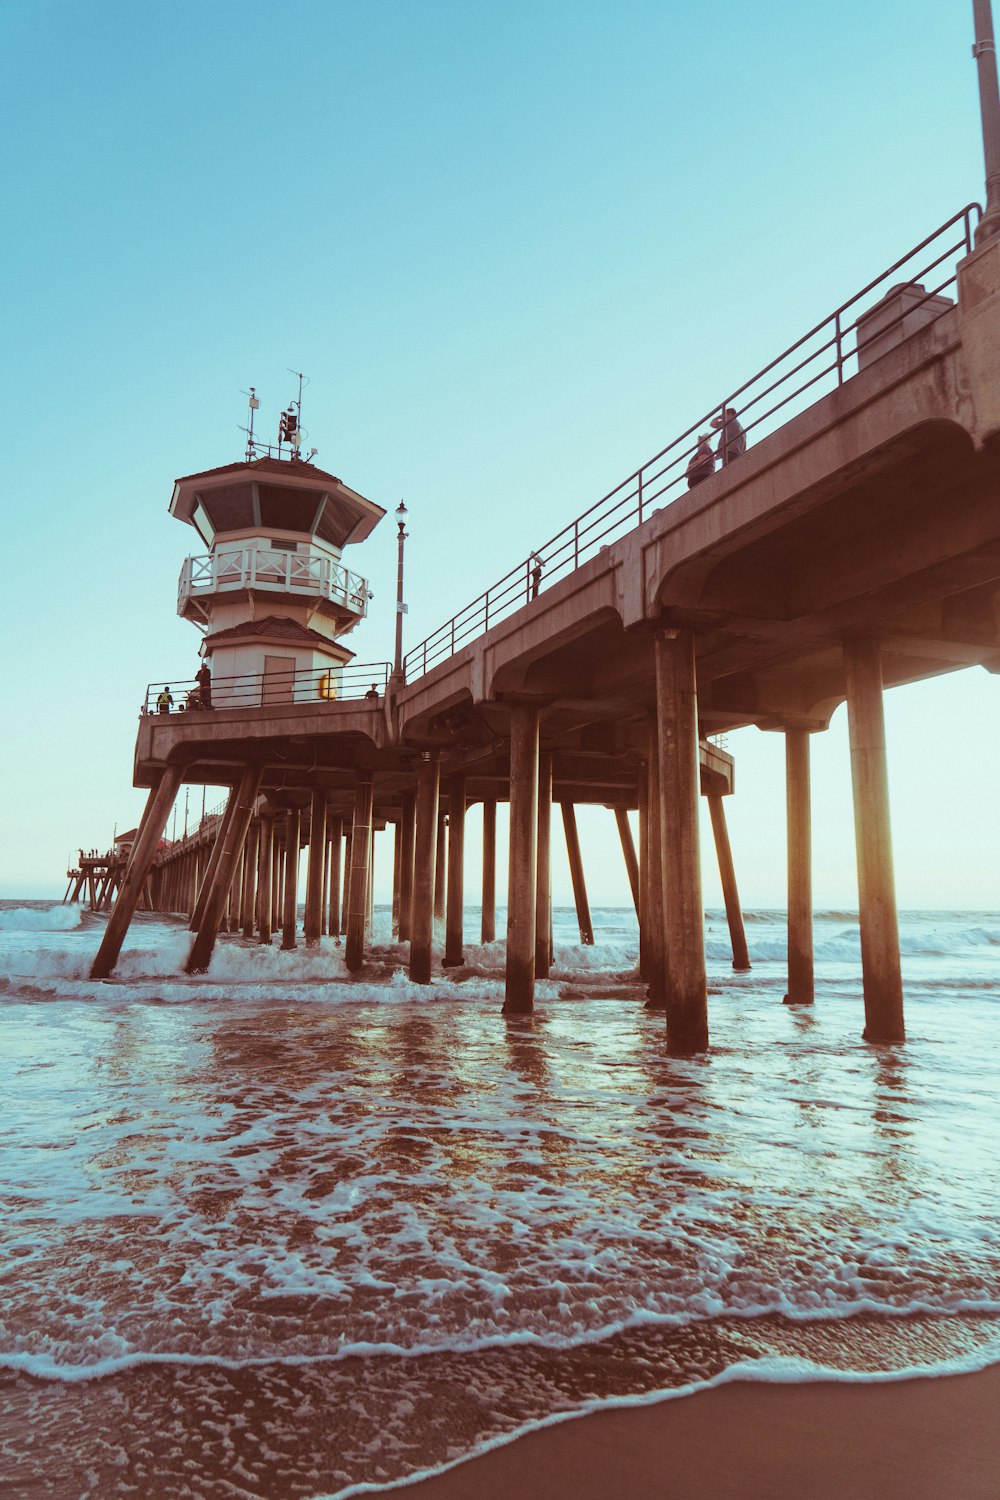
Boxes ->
[170,455,385,708]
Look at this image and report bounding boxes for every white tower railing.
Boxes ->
[177,545,371,617]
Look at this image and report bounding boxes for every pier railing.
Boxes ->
[143,661,391,715]
[178,546,371,618]
[403,204,980,682]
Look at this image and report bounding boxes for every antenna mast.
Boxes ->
[278,370,309,459]
[240,386,261,461]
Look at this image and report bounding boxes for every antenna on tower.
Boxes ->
[278,370,310,460]
[239,386,261,461]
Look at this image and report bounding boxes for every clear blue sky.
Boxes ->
[2,0,998,907]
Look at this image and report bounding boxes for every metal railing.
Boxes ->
[178,546,371,618]
[144,661,391,715]
[404,204,981,682]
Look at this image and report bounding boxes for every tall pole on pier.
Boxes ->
[973,0,1000,243]
[394,501,408,679]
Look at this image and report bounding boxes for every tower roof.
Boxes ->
[169,456,385,548]
[203,615,356,659]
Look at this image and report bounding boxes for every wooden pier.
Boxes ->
[77,211,1000,1053]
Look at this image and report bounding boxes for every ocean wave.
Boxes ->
[6,1297,1000,1385]
[0,903,85,932]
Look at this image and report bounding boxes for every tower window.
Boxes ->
[268,538,299,551]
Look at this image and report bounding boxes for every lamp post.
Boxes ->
[394,501,408,679]
[973,0,1000,244]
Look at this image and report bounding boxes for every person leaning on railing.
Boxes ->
[685,434,716,488]
[712,406,746,466]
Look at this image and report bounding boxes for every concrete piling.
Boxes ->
[327,815,343,942]
[443,775,466,967]
[189,785,239,932]
[843,636,905,1042]
[257,812,274,945]
[304,786,327,947]
[560,802,593,946]
[398,791,415,944]
[90,765,184,979]
[481,798,497,943]
[784,728,814,1004]
[707,793,750,973]
[281,806,301,951]
[434,812,447,921]
[644,734,667,1007]
[241,821,259,938]
[345,774,374,972]
[185,765,263,974]
[535,753,553,978]
[615,805,640,917]
[655,628,708,1054]
[503,704,539,1014]
[410,754,440,984]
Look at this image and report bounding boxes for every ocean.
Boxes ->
[2,900,999,1499]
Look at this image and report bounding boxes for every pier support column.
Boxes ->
[481,798,497,942]
[366,823,375,937]
[228,843,244,932]
[708,793,750,972]
[257,812,274,945]
[843,637,905,1042]
[638,758,652,983]
[434,812,447,921]
[503,704,539,1014]
[304,786,327,947]
[345,774,374,972]
[185,765,264,974]
[410,755,440,984]
[785,728,814,1005]
[655,628,708,1053]
[398,791,416,944]
[281,806,301,951]
[90,765,184,979]
[615,806,640,917]
[241,821,259,939]
[341,830,352,936]
[272,834,283,936]
[644,732,667,1006]
[391,819,402,939]
[560,802,594,945]
[535,753,553,978]
[443,775,466,967]
[322,833,331,936]
[189,785,239,932]
[327,815,343,942]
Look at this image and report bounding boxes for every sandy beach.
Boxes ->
[388,1366,1000,1500]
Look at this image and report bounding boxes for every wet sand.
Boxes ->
[388,1366,1000,1500]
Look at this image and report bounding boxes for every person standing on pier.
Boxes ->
[712,406,746,466]
[195,659,212,709]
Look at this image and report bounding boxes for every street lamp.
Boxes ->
[394,500,408,677]
[973,0,1000,244]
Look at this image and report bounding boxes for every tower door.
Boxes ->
[262,654,295,706]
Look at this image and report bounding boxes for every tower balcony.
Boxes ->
[177,545,371,625]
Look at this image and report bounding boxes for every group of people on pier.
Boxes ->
[686,407,746,488]
[156,661,212,714]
